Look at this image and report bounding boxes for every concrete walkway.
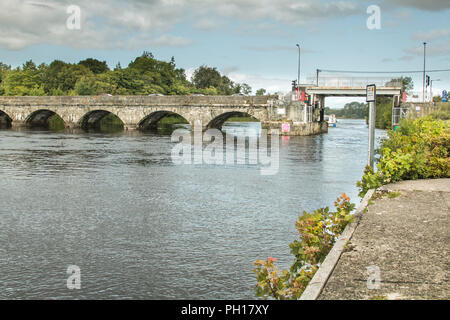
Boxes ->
[318,179,449,300]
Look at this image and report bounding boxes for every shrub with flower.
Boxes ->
[357,117,449,198]
[253,193,355,299]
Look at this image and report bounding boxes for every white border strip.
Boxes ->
[299,189,375,300]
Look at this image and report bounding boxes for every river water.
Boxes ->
[0,119,385,299]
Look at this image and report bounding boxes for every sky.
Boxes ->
[0,0,449,107]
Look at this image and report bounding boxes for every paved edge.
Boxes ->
[299,189,375,300]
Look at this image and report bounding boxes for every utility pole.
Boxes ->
[422,42,427,102]
[366,84,376,168]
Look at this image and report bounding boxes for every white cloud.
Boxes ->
[150,35,193,47]
[405,41,450,57]
[226,72,292,94]
[245,45,317,53]
[386,0,450,11]
[413,29,450,41]
[3,0,448,56]
[0,0,188,50]
[0,0,362,50]
[212,0,360,26]
[398,55,415,61]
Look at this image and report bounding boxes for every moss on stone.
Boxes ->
[48,114,65,131]
[225,114,259,122]
[98,113,124,133]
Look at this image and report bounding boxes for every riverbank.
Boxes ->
[310,179,449,300]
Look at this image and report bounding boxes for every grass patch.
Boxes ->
[158,114,189,125]
[388,191,402,199]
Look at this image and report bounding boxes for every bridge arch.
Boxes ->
[79,110,124,132]
[25,109,65,130]
[206,111,260,130]
[0,110,13,128]
[138,111,189,131]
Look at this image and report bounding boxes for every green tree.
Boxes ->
[256,88,266,96]
[1,60,46,96]
[325,101,368,119]
[56,64,93,94]
[386,76,413,92]
[192,66,223,89]
[42,60,69,94]
[240,83,252,95]
[0,62,12,95]
[0,53,253,97]
[78,58,109,74]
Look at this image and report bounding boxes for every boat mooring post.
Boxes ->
[366,84,376,168]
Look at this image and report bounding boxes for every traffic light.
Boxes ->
[426,75,430,87]
[292,80,297,90]
[394,95,400,107]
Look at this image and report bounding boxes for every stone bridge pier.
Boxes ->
[0,95,328,135]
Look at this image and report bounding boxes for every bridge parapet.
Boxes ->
[305,75,403,88]
[0,95,279,108]
[305,86,402,97]
[0,95,330,136]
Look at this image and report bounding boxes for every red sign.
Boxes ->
[402,92,407,103]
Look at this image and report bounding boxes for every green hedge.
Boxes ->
[358,117,450,197]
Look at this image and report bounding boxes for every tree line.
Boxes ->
[0,52,266,96]
[325,101,368,119]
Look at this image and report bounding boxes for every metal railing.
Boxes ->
[305,76,402,88]
[392,107,410,126]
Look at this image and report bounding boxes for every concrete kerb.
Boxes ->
[299,188,376,300]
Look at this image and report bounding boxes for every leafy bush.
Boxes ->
[253,194,355,299]
[357,117,450,197]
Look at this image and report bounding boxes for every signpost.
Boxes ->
[366,84,376,168]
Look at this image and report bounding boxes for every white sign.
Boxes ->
[277,108,286,115]
[366,84,376,102]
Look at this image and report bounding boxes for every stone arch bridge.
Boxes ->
[0,95,328,135]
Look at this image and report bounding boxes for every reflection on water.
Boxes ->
[0,119,385,299]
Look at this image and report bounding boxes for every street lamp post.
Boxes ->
[422,42,427,102]
[296,44,300,88]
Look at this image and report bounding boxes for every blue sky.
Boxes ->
[0,0,449,107]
